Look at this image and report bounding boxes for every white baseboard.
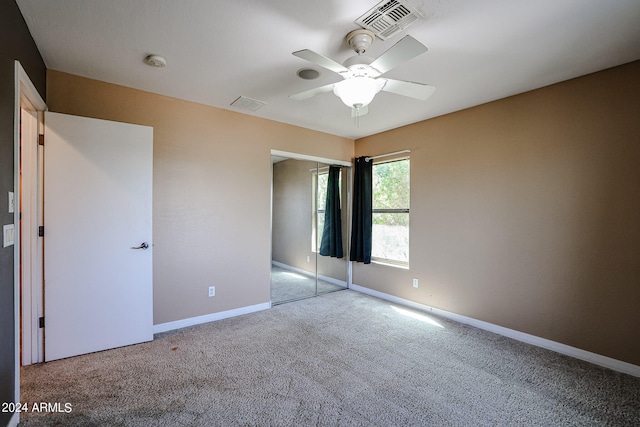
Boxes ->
[272,260,312,277]
[153,302,271,334]
[350,284,640,378]
[8,412,19,427]
[272,261,348,287]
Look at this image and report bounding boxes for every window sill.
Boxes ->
[371,259,409,270]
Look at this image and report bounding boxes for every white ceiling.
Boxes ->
[16,0,640,140]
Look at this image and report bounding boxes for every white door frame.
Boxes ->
[19,104,42,366]
[13,61,47,410]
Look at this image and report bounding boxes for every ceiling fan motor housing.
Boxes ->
[342,55,379,76]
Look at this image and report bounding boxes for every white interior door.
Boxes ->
[44,112,153,361]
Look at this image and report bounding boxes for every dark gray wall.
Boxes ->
[0,1,46,425]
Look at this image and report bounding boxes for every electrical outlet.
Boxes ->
[3,224,15,247]
[412,278,419,288]
[307,255,310,263]
[208,286,215,297]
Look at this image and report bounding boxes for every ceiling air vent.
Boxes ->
[355,0,423,40]
[230,96,266,112]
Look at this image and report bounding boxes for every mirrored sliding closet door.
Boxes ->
[271,156,349,305]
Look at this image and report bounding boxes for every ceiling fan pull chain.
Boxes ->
[354,106,360,128]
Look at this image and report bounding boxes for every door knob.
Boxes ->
[131,242,149,250]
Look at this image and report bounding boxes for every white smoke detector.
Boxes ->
[144,54,167,67]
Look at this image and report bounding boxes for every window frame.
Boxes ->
[370,157,410,267]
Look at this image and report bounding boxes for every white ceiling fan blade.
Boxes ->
[381,79,435,101]
[369,36,428,75]
[289,83,336,101]
[292,49,350,74]
[351,105,369,117]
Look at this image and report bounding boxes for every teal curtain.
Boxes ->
[350,157,372,264]
[320,166,344,258]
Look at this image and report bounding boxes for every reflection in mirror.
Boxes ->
[316,163,348,295]
[271,157,349,304]
[271,159,317,303]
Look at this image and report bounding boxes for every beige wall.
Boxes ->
[47,70,353,324]
[353,60,640,365]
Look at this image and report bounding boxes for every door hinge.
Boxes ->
[38,226,44,237]
[39,317,45,328]
[38,134,44,146]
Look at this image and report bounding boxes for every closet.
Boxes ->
[271,153,350,304]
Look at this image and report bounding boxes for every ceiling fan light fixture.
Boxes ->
[290,32,432,118]
[333,77,385,108]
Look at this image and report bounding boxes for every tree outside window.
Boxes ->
[313,171,329,252]
[372,158,409,265]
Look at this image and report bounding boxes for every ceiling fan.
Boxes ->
[290,29,435,117]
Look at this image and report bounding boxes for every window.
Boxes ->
[312,170,329,252]
[371,158,410,265]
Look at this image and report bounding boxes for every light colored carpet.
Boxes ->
[270,265,345,304]
[19,290,640,426]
